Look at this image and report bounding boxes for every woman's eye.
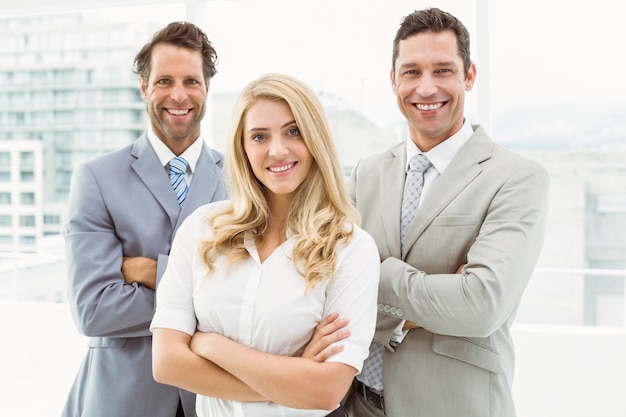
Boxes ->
[251,134,265,142]
[288,127,300,136]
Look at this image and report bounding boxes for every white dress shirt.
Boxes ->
[147,128,204,184]
[405,120,474,205]
[151,200,380,417]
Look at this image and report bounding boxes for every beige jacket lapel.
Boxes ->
[379,143,406,257]
[402,126,493,257]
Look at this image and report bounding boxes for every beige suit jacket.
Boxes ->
[347,125,549,417]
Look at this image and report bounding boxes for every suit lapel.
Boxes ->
[380,143,406,256]
[130,135,180,230]
[402,126,493,256]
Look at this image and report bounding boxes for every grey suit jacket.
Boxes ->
[347,126,549,417]
[61,134,228,417]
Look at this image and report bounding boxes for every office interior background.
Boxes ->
[0,1,624,416]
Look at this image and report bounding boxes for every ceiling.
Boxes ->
[1,0,180,14]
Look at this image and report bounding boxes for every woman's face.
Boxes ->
[242,98,313,203]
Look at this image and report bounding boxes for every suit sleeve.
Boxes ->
[64,163,157,338]
[378,161,550,338]
[348,161,402,347]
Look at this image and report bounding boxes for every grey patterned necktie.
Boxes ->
[400,154,432,249]
[361,154,432,390]
[168,157,189,206]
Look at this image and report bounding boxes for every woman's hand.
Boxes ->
[301,312,350,362]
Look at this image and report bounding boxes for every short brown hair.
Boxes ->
[133,21,218,82]
[392,8,472,77]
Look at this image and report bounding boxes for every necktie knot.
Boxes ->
[169,157,189,176]
[408,153,432,174]
[169,157,189,206]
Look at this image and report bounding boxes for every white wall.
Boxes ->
[513,324,626,417]
[1,301,624,417]
[0,301,86,417]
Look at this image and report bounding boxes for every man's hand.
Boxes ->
[121,256,157,289]
[402,320,421,331]
[301,312,350,362]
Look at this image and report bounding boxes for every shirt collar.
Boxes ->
[146,127,204,173]
[405,121,474,174]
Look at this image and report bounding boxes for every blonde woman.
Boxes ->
[151,73,379,417]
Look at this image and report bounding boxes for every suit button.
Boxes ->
[390,307,397,315]
[396,309,403,317]
[377,304,384,312]
[384,305,391,313]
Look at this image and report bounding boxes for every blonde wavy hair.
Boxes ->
[199,73,360,289]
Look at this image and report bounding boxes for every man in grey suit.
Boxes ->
[61,22,228,417]
[344,8,549,417]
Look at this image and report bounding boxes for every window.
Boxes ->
[19,235,36,245]
[56,172,72,189]
[44,214,61,225]
[31,70,51,86]
[32,90,53,105]
[20,215,35,227]
[20,171,35,182]
[0,152,11,169]
[8,112,25,126]
[0,215,12,226]
[31,111,49,127]
[55,132,74,149]
[56,152,73,170]
[0,192,11,205]
[54,110,74,125]
[9,91,28,105]
[20,192,35,205]
[54,90,73,105]
[20,151,34,168]
[54,69,74,85]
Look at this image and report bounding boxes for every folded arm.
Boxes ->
[65,164,158,338]
[122,256,157,289]
[189,332,355,410]
[152,312,351,405]
[153,328,265,401]
[378,163,549,338]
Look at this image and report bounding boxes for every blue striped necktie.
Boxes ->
[168,157,189,206]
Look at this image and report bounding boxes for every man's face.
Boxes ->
[391,30,476,151]
[140,43,208,152]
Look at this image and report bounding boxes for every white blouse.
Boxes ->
[151,200,380,417]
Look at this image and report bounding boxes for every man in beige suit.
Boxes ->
[344,8,549,417]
